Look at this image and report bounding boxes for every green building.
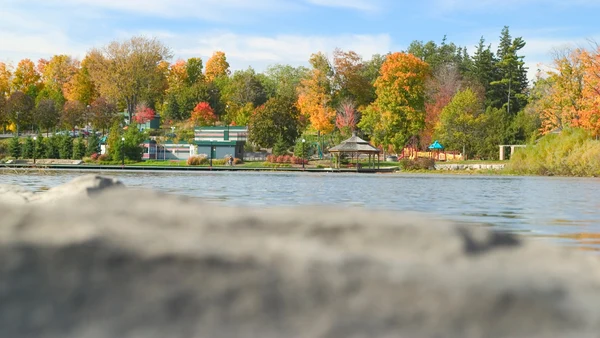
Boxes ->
[194,126,247,160]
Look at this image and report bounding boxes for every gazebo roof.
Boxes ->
[329,134,380,153]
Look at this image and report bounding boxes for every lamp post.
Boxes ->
[121,137,125,167]
[302,138,306,170]
[33,136,37,165]
[209,141,213,167]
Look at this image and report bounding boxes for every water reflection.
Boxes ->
[2,170,600,251]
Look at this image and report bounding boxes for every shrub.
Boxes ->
[98,154,110,162]
[233,157,243,165]
[400,158,435,171]
[212,159,226,166]
[507,128,600,176]
[91,153,99,161]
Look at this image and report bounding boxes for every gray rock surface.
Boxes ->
[0,175,123,205]
[1,176,600,338]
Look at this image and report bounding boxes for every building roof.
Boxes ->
[329,134,380,154]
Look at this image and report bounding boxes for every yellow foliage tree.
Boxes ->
[297,68,335,134]
[204,51,230,82]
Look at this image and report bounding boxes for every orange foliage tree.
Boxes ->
[190,102,216,126]
[297,68,335,135]
[204,51,230,82]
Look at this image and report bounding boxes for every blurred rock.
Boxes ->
[0,184,33,204]
[0,176,599,338]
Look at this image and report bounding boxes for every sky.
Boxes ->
[1,0,599,81]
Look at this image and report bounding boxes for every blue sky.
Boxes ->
[1,0,598,80]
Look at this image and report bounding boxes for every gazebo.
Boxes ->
[328,133,381,170]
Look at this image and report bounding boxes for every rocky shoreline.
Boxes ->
[1,175,599,338]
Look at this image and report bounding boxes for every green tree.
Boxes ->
[9,136,21,158]
[34,133,46,159]
[44,136,60,159]
[248,96,300,149]
[58,134,73,159]
[490,26,528,114]
[467,37,499,105]
[435,88,484,158]
[86,132,101,156]
[123,123,146,161]
[73,136,86,159]
[22,136,34,159]
[107,120,123,161]
[272,135,289,156]
[262,64,309,102]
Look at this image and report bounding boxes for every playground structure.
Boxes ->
[399,147,463,161]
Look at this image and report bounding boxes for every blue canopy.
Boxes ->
[428,140,444,150]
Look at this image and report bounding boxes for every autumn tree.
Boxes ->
[61,100,85,130]
[11,59,41,98]
[358,52,430,152]
[297,53,336,135]
[332,49,373,108]
[576,48,600,136]
[133,104,156,124]
[6,91,34,134]
[163,58,211,121]
[35,98,60,134]
[0,62,12,97]
[41,55,78,93]
[336,98,359,138]
[190,102,217,126]
[63,55,97,105]
[204,51,230,82]
[90,97,118,133]
[87,36,172,123]
[420,64,463,148]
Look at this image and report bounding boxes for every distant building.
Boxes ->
[194,126,247,160]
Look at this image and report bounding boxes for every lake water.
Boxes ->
[2,169,600,251]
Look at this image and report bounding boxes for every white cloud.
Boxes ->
[433,0,600,12]
[305,0,379,11]
[173,32,393,70]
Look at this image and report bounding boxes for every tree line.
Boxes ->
[1,27,589,159]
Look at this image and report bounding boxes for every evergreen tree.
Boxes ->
[468,37,499,105]
[272,134,289,156]
[123,123,146,161]
[107,120,123,161]
[44,136,60,159]
[9,136,21,158]
[34,133,46,159]
[58,134,73,159]
[86,132,101,156]
[73,136,86,159]
[490,26,529,114]
[22,136,34,159]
